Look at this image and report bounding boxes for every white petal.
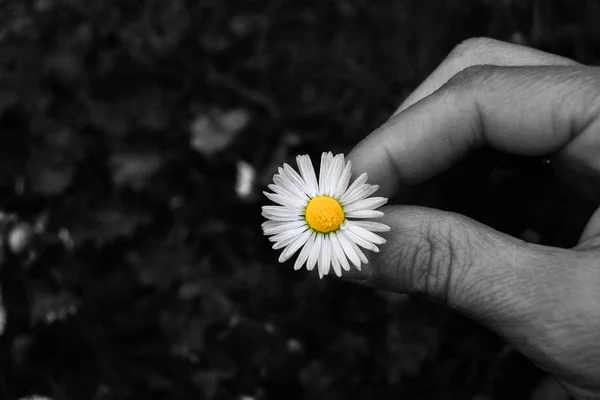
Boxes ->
[262,205,304,222]
[263,191,306,209]
[318,235,331,278]
[350,220,391,232]
[279,229,312,263]
[338,230,369,266]
[296,155,319,198]
[294,231,316,270]
[261,213,302,223]
[318,152,334,194]
[307,234,322,271]
[345,221,387,245]
[354,243,369,264]
[282,164,308,193]
[344,197,387,213]
[268,183,307,202]
[262,205,302,216]
[325,154,344,196]
[273,175,309,200]
[262,219,285,229]
[345,210,385,219]
[331,255,342,277]
[341,184,379,206]
[335,231,361,268]
[341,225,378,251]
[329,233,349,272]
[332,160,352,199]
[269,226,308,243]
[272,233,299,250]
[262,220,307,235]
[339,173,368,203]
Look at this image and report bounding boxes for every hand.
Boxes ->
[345,38,600,399]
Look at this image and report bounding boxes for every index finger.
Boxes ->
[394,37,579,116]
[349,65,600,197]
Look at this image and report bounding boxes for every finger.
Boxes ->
[579,206,600,245]
[342,206,536,309]
[349,65,600,197]
[341,205,585,324]
[395,37,579,115]
[342,205,600,384]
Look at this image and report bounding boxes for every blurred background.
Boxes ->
[0,0,599,399]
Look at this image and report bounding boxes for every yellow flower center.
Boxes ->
[305,196,345,233]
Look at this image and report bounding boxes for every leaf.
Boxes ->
[71,205,152,246]
[109,151,163,190]
[189,108,251,156]
[229,13,267,37]
[191,370,221,399]
[26,128,84,197]
[28,165,74,197]
[200,34,230,53]
[17,396,54,400]
[235,160,256,199]
[30,290,78,326]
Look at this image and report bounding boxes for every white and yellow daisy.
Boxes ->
[261,152,390,278]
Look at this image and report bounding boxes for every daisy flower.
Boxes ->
[261,152,390,278]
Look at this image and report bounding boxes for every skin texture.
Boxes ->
[344,38,600,399]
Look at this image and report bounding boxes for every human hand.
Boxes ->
[345,38,600,399]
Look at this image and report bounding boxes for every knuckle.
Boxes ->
[445,64,499,90]
[450,37,497,59]
[408,214,472,303]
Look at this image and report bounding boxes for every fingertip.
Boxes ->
[347,137,400,198]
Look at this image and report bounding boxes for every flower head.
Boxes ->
[261,152,390,278]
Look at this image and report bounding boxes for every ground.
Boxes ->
[0,0,598,399]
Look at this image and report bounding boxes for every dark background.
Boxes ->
[0,0,599,399]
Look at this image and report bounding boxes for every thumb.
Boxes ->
[342,205,600,386]
[579,206,600,246]
[343,206,585,333]
[343,206,600,392]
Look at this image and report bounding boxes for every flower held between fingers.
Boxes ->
[261,152,390,278]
